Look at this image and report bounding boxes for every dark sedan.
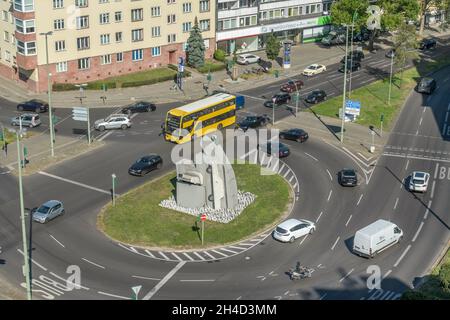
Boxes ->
[260,142,290,158]
[128,155,163,176]
[121,101,156,114]
[305,90,327,104]
[338,61,361,73]
[280,80,304,93]
[385,49,396,58]
[419,38,437,50]
[17,99,48,113]
[279,128,308,143]
[338,169,358,187]
[264,92,291,108]
[416,77,436,94]
[236,115,270,131]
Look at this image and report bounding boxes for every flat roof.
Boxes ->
[357,219,394,235]
[172,93,235,115]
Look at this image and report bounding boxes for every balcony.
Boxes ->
[218,6,258,19]
[259,12,326,26]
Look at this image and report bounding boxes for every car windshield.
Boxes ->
[245,117,257,122]
[138,157,150,163]
[37,205,50,214]
[343,170,356,177]
[276,227,288,234]
[414,172,425,178]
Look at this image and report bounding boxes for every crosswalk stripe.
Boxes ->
[193,251,206,260]
[171,252,182,261]
[158,251,170,260]
[220,248,238,254]
[211,250,228,257]
[228,245,245,251]
[182,252,195,261]
[203,251,217,259]
[144,250,155,258]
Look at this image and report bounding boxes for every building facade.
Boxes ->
[216,0,332,55]
[0,0,215,92]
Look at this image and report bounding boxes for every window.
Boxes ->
[15,19,35,34]
[4,50,11,62]
[131,29,143,42]
[115,11,122,22]
[75,0,88,8]
[182,3,191,13]
[167,14,176,24]
[199,19,210,31]
[3,31,9,42]
[167,34,176,43]
[55,40,65,51]
[116,52,123,62]
[200,0,209,12]
[17,41,36,55]
[76,36,90,50]
[14,0,34,12]
[151,46,161,57]
[98,0,109,3]
[101,54,111,65]
[182,22,191,33]
[132,49,143,61]
[99,13,109,24]
[53,0,64,9]
[54,19,65,30]
[115,32,122,42]
[56,61,67,72]
[131,8,143,21]
[151,7,160,17]
[78,57,90,69]
[100,34,110,45]
[76,16,89,29]
[151,26,160,37]
[167,0,176,3]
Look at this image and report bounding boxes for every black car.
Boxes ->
[338,61,361,73]
[258,59,272,72]
[416,77,437,94]
[128,154,163,176]
[340,51,365,63]
[121,101,156,114]
[353,28,370,42]
[338,169,358,187]
[236,115,270,131]
[305,90,327,104]
[264,92,291,108]
[279,128,308,143]
[419,38,437,50]
[260,142,290,158]
[17,99,49,113]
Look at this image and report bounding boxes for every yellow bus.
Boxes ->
[164,93,236,144]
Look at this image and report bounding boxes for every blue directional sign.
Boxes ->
[345,100,361,116]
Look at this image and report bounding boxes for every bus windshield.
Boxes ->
[166,114,181,132]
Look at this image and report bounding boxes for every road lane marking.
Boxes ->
[339,268,354,283]
[393,245,411,268]
[435,163,440,180]
[327,190,332,202]
[412,222,425,243]
[345,215,352,227]
[304,152,319,162]
[97,131,114,142]
[38,171,112,195]
[98,291,131,300]
[182,252,195,261]
[229,245,245,251]
[132,275,161,281]
[220,248,238,254]
[326,169,333,181]
[82,258,105,269]
[17,249,47,271]
[193,252,206,260]
[415,129,419,135]
[331,236,340,251]
[299,235,308,246]
[212,249,228,257]
[144,249,155,258]
[203,251,216,260]
[430,181,436,199]
[383,153,450,163]
[49,234,65,248]
[382,269,392,280]
[393,198,399,210]
[424,200,432,219]
[419,117,423,126]
[158,252,170,260]
[357,194,363,206]
[170,252,182,261]
[142,261,186,300]
[405,159,410,171]
[316,211,323,223]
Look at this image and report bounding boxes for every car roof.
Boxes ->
[140,154,159,160]
[420,77,434,83]
[28,99,46,104]
[41,200,61,207]
[412,171,428,178]
[278,218,302,229]
[239,53,256,57]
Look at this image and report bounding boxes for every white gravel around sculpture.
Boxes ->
[159,190,256,223]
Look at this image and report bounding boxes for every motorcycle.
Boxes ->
[288,265,314,280]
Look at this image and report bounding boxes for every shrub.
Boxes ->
[213,49,226,62]
[167,64,192,77]
[197,63,226,74]
[121,75,174,88]
[400,291,433,300]
[439,264,450,292]
[52,83,78,91]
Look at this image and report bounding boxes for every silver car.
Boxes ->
[11,113,41,128]
[32,200,65,224]
[94,114,131,131]
[237,54,261,65]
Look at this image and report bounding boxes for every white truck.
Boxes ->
[353,219,403,258]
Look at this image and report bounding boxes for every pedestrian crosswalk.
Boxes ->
[360,289,402,300]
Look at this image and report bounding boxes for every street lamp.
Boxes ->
[348,11,358,97]
[39,31,55,158]
[340,24,350,143]
[8,127,32,300]
[388,51,394,106]
[112,173,117,206]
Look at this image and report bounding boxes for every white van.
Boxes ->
[353,219,403,258]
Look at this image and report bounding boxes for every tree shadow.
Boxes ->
[72,128,88,135]
[192,221,201,242]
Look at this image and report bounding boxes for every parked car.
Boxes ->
[338,168,358,187]
[32,200,65,224]
[416,77,436,94]
[17,99,48,113]
[280,79,304,93]
[409,171,430,192]
[121,101,156,114]
[279,128,308,143]
[236,54,261,65]
[338,61,362,73]
[128,154,163,176]
[353,219,403,258]
[273,218,316,243]
[264,92,291,108]
[11,113,41,128]
[385,48,396,58]
[259,142,290,158]
[302,64,326,76]
[418,38,437,50]
[236,115,270,131]
[94,114,131,131]
[258,59,272,72]
[353,28,370,42]
[305,90,327,104]
[321,31,346,46]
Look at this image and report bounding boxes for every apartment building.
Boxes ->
[0,0,215,92]
[216,0,332,54]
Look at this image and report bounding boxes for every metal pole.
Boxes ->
[44,32,55,157]
[19,115,22,133]
[349,21,355,97]
[201,220,204,245]
[340,25,349,143]
[87,107,91,145]
[294,82,299,117]
[272,102,275,126]
[112,174,116,206]
[381,120,383,137]
[388,53,394,105]
[16,132,31,300]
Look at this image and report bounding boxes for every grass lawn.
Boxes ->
[308,54,450,130]
[197,60,226,73]
[101,67,176,83]
[98,164,291,249]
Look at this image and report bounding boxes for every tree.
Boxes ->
[186,17,205,68]
[265,33,281,62]
[392,22,418,87]
[330,0,370,33]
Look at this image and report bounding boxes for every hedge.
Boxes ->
[167,64,192,77]
[197,62,227,74]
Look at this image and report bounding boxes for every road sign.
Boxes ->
[132,285,142,300]
[72,107,88,122]
[345,99,361,116]
[201,214,207,221]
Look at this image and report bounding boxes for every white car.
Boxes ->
[409,171,430,192]
[302,64,327,76]
[273,218,315,243]
[236,54,261,65]
[94,114,131,131]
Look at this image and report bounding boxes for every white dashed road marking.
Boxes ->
[142,261,186,300]
[393,245,411,268]
[82,258,105,269]
[331,237,340,251]
[38,171,112,195]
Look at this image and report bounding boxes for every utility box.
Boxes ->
[176,182,206,208]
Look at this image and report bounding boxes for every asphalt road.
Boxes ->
[0,42,450,300]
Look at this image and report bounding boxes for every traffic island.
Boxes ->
[98,164,292,250]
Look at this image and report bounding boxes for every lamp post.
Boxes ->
[39,31,55,157]
[112,173,117,206]
[348,11,358,98]
[388,52,394,106]
[340,24,350,143]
